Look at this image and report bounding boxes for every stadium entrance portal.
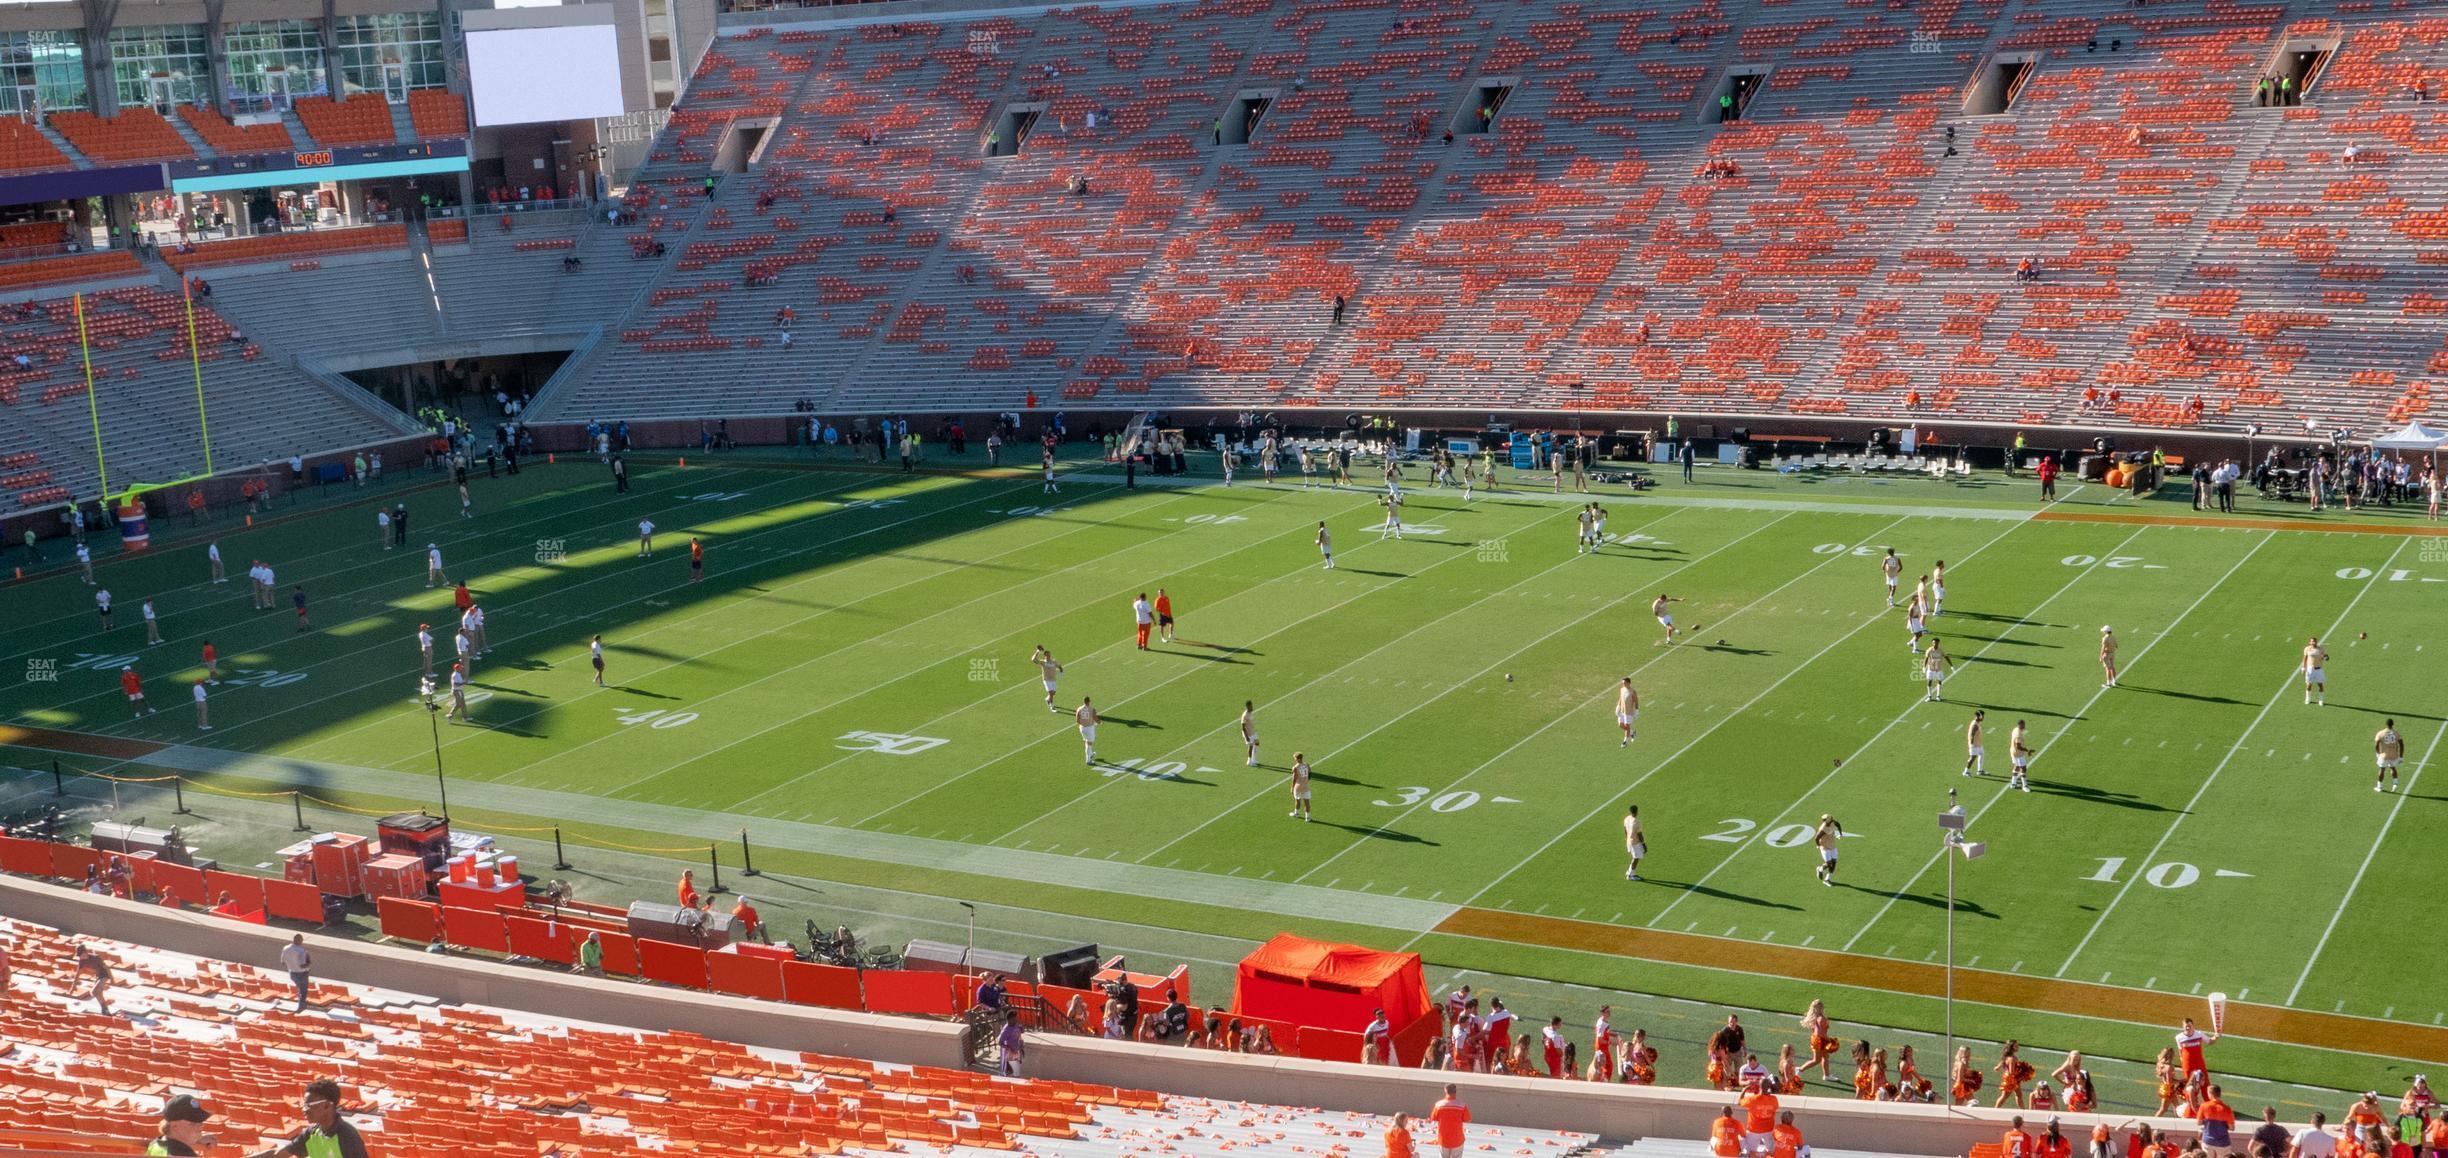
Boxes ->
[1711,68,1767,123]
[2268,39,2337,102]
[345,350,570,419]
[1454,80,1513,136]
[984,103,1044,157]
[1964,53,2035,115]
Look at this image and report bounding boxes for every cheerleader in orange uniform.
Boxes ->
[1898,1046,1931,1102]
[2152,1048,2180,1117]
[1627,1040,1658,1086]
[1776,1045,1803,1095]
[1800,999,1839,1079]
[1950,1046,1984,1107]
[1994,1040,2034,1109]
[2030,1082,2057,1113]
[1852,1045,1877,1101]
[2066,1069,2096,1114]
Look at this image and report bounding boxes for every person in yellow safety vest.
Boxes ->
[148,1094,211,1155]
[247,1078,369,1158]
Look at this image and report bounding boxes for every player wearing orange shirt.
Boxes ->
[119,666,152,719]
[1154,588,1176,643]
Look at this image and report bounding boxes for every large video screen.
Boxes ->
[467,22,623,127]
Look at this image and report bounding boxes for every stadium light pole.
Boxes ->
[958,901,976,971]
[1937,790,1984,1081]
[419,675,450,822]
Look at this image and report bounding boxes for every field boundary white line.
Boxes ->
[2053,537,2413,977]
[1836,529,2277,953]
[1633,518,2136,931]
[1103,507,1763,863]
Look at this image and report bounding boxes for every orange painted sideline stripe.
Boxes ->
[1433,908,2448,1063]
[2032,509,2435,536]
[0,725,164,762]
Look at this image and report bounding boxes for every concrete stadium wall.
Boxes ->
[0,874,969,1071]
[2,874,2216,1153]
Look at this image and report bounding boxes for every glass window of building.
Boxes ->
[110,24,209,112]
[336,12,444,100]
[0,30,87,117]
[225,20,324,112]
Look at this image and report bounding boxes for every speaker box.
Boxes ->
[1038,944,1101,989]
[903,939,1034,978]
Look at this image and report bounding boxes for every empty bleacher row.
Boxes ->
[0,281,417,507]
[508,0,2448,433]
[0,914,1601,1158]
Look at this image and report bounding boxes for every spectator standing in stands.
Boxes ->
[280,934,312,1012]
[252,1078,370,1158]
[2253,1108,2292,1157]
[998,1010,1026,1076]
[72,942,112,1014]
[149,1094,213,1156]
[677,869,700,910]
[1430,1085,1471,1158]
[1332,295,1347,325]
[574,931,603,975]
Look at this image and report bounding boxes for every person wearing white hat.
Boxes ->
[2098,626,2118,687]
[426,543,445,588]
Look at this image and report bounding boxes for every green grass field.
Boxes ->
[4,449,2443,1106]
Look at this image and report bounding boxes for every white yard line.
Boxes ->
[0,464,775,651]
[109,473,1092,743]
[776,490,1515,821]
[1281,511,1890,886]
[303,482,1245,763]
[1635,519,2141,932]
[2281,712,2448,1006]
[2052,538,2412,978]
[1116,509,1780,865]
[1386,516,2042,943]
[1836,530,2275,953]
[575,485,1337,799]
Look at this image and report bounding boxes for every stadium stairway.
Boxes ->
[429,208,665,348]
[199,249,447,367]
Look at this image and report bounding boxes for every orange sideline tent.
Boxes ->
[1230,933,1431,1031]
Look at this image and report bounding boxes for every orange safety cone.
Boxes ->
[678,457,687,467]
[245,515,252,527]
[549,453,556,464]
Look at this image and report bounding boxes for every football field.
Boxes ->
[4,451,2444,1093]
